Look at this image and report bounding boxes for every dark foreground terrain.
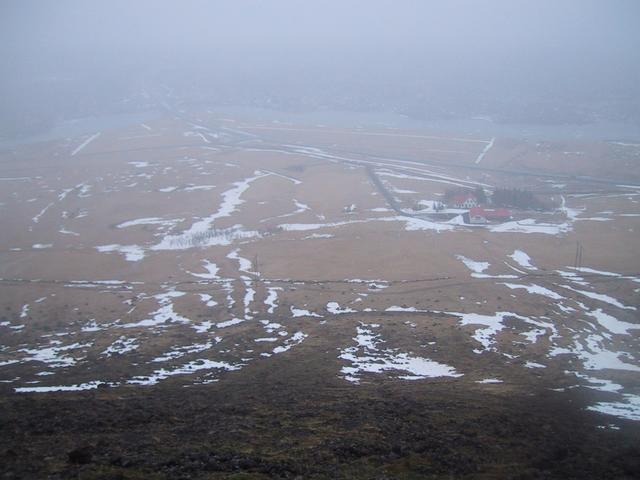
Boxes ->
[2,355,639,480]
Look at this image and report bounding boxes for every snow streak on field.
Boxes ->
[474,137,495,164]
[71,132,101,156]
[152,171,268,250]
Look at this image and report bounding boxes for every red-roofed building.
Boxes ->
[469,206,512,224]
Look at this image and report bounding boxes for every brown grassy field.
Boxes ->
[1,112,639,479]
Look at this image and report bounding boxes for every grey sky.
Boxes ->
[1,0,639,134]
[3,1,638,59]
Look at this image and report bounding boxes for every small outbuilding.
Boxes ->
[469,206,511,224]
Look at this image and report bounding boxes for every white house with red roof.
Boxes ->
[450,193,478,209]
[469,206,512,224]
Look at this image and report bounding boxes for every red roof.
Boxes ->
[470,206,511,218]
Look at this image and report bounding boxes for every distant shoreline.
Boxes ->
[2,105,640,149]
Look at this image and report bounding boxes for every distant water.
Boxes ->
[3,106,639,149]
[0,110,158,149]
[205,105,640,143]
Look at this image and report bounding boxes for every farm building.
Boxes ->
[450,194,478,209]
[469,206,512,224]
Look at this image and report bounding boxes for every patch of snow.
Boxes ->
[444,311,551,354]
[327,302,356,314]
[198,294,217,307]
[303,233,334,239]
[152,341,214,363]
[102,336,138,356]
[19,342,91,367]
[588,394,640,421]
[559,195,583,221]
[216,318,244,328]
[227,249,258,275]
[31,202,53,223]
[509,250,536,270]
[265,287,281,314]
[193,321,215,334]
[524,362,546,369]
[456,255,490,274]
[385,306,429,313]
[15,381,105,393]
[587,309,640,335]
[152,172,268,250]
[500,283,564,300]
[71,132,100,156]
[339,323,461,383]
[290,307,322,318]
[560,284,636,311]
[273,332,308,354]
[474,137,495,164]
[96,244,145,262]
[128,161,150,168]
[116,217,182,229]
[243,281,255,316]
[183,185,216,192]
[128,359,241,385]
[574,335,640,372]
[489,219,571,235]
[189,260,220,279]
[120,290,190,328]
[396,216,456,232]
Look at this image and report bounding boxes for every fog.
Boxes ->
[2,0,640,137]
[3,3,640,473]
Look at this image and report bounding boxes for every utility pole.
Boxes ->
[574,241,583,271]
[578,243,583,271]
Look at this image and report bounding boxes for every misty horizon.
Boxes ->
[2,0,640,138]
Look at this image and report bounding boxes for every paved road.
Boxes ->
[331,147,640,188]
